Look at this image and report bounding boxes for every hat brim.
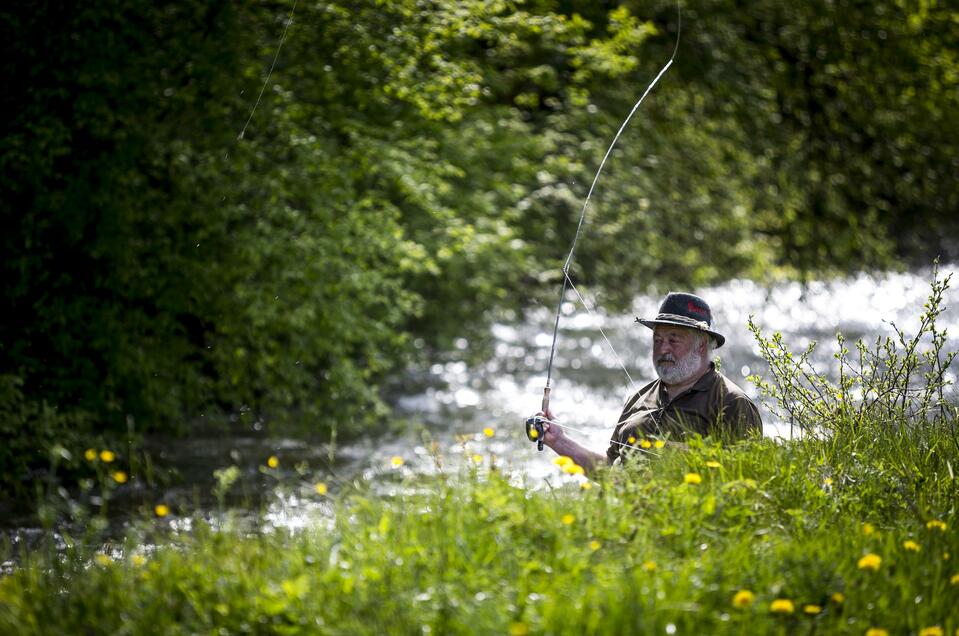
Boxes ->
[636,318,726,349]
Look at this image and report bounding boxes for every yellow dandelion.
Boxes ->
[314,482,328,496]
[803,604,822,615]
[903,539,921,552]
[553,455,572,467]
[266,455,279,469]
[561,514,575,525]
[99,449,115,463]
[950,573,959,585]
[684,472,702,485]
[640,439,652,449]
[111,471,128,484]
[589,540,601,551]
[857,553,881,571]
[94,554,112,566]
[154,504,170,518]
[483,427,494,438]
[472,454,483,464]
[865,629,889,636]
[627,436,637,445]
[654,440,666,448]
[823,477,834,486]
[580,481,593,490]
[769,598,794,614]
[926,519,947,532]
[390,456,404,468]
[705,460,721,468]
[732,590,755,608]
[131,554,147,567]
[508,623,529,636]
[919,627,944,636]
[642,560,656,572]
[84,448,97,461]
[830,592,845,604]
[563,463,585,476]
[862,522,875,535]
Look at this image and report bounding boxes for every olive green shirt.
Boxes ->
[606,363,762,464]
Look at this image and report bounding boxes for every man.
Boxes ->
[537,292,762,472]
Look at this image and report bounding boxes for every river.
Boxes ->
[4,265,957,550]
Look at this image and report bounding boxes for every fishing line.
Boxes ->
[238,0,299,141]
[542,4,681,414]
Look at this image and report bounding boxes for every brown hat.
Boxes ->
[635,292,725,348]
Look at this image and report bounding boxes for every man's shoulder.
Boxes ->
[710,368,757,404]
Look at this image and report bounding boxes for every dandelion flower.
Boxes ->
[823,477,834,486]
[654,440,665,448]
[627,436,637,445]
[857,553,881,571]
[99,449,115,463]
[642,560,656,572]
[684,472,702,485]
[390,456,404,468]
[131,554,147,567]
[553,456,572,467]
[926,519,947,532]
[830,592,845,604]
[472,454,483,464]
[84,448,97,462]
[483,427,494,438]
[950,573,959,585]
[589,540,601,551]
[561,514,575,525]
[705,460,721,468]
[314,482,328,496]
[640,439,652,449]
[919,627,943,636]
[865,629,889,636]
[111,471,128,484]
[267,455,279,469]
[580,481,593,490]
[903,539,921,552]
[769,598,794,614]
[508,623,529,636]
[803,604,822,615]
[862,522,875,535]
[94,554,112,566]
[563,463,585,476]
[154,504,170,518]
[732,590,755,608]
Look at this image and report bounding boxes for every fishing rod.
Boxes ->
[526,4,681,454]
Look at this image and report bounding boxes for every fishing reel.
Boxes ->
[525,414,550,451]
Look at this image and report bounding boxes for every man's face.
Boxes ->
[652,325,707,385]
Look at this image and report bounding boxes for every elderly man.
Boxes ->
[536,292,762,471]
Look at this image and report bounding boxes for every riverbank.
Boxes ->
[2,418,956,634]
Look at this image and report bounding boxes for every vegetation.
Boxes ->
[1,272,956,634]
[2,1,957,499]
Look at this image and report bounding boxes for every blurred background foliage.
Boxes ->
[1,0,957,497]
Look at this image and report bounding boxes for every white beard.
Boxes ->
[655,348,704,385]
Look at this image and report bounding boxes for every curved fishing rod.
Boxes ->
[533,5,681,448]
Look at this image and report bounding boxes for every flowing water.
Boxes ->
[4,266,958,552]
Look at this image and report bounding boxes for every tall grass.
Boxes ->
[1,270,957,635]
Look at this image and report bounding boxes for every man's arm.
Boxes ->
[539,409,609,474]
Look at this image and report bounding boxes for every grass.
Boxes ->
[0,422,956,635]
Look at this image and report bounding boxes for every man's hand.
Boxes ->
[536,408,568,450]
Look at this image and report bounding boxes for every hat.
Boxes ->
[635,292,725,348]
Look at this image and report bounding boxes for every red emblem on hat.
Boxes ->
[688,301,707,316]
